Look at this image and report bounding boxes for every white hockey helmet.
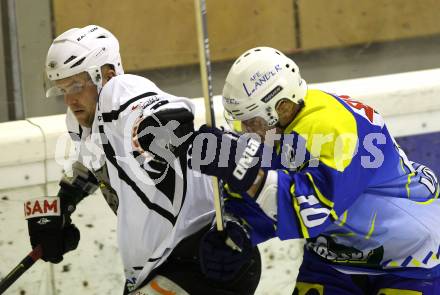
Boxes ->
[222,47,307,129]
[45,25,124,97]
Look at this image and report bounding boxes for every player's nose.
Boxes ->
[64,93,79,106]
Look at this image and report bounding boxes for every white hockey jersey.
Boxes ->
[66,74,215,290]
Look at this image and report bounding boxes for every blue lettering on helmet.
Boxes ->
[242,64,282,97]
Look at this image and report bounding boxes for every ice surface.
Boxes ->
[0,184,303,295]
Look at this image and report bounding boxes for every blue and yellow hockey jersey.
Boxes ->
[225,89,440,279]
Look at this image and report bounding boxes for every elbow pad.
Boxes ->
[133,107,194,160]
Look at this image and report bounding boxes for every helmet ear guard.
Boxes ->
[222,47,307,128]
[86,66,103,91]
[45,25,124,97]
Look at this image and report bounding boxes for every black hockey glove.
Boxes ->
[199,216,253,282]
[189,124,263,193]
[24,191,80,263]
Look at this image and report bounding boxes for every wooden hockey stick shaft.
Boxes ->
[0,245,42,294]
[194,0,225,231]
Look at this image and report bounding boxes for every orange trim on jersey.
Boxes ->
[151,280,177,295]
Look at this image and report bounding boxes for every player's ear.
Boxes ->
[275,99,292,116]
[102,65,116,84]
[275,99,299,127]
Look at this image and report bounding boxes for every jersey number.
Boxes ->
[340,95,383,127]
[418,165,439,195]
[396,142,439,195]
[340,95,374,123]
[296,194,330,228]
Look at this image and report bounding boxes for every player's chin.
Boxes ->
[74,111,92,127]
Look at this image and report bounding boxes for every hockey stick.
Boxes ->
[0,245,42,294]
[194,0,225,231]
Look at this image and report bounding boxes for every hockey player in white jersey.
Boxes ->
[24,25,261,294]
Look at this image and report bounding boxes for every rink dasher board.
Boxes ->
[1,68,440,190]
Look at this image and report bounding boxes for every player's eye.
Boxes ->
[66,82,84,94]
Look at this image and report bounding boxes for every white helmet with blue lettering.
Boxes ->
[222,47,307,128]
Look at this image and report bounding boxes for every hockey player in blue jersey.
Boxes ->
[191,47,440,294]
